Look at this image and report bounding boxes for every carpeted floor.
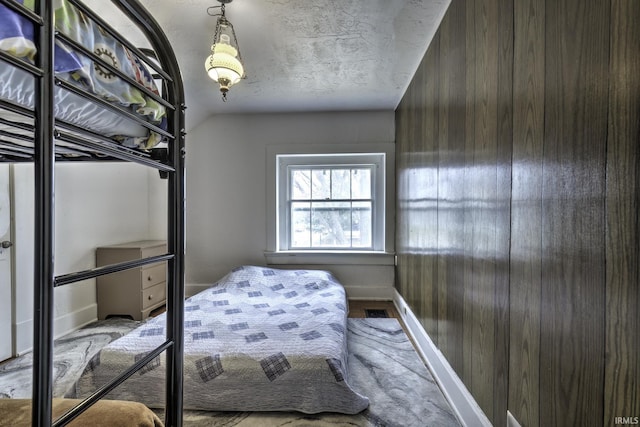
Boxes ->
[0,317,460,427]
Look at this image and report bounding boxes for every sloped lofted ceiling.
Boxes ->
[90,0,449,130]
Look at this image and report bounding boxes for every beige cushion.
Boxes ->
[0,398,164,427]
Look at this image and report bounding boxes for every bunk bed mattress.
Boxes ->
[0,65,151,145]
[69,266,370,414]
[0,0,166,149]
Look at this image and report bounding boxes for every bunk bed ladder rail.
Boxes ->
[28,0,56,426]
[109,1,189,424]
[0,0,188,425]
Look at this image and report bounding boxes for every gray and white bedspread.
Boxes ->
[68,266,369,414]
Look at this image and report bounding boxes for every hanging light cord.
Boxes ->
[206,3,245,74]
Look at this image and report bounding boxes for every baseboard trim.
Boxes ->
[15,304,97,356]
[344,285,394,300]
[14,319,32,356]
[186,283,210,298]
[507,410,522,427]
[54,304,97,338]
[393,290,492,427]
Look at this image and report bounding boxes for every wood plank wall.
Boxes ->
[394,0,640,426]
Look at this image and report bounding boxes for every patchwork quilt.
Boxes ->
[0,0,166,148]
[68,266,370,414]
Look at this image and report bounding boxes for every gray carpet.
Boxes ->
[0,318,460,426]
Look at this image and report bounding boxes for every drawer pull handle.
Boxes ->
[148,295,153,300]
[147,276,152,281]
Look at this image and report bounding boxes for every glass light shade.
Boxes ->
[205,45,244,84]
[205,24,244,96]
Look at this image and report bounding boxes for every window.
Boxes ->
[277,153,386,252]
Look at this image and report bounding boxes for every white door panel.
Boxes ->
[0,164,13,362]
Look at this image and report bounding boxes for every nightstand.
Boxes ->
[96,240,167,320]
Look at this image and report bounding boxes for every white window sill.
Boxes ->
[264,251,396,266]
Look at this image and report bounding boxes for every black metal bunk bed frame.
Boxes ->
[0,0,186,426]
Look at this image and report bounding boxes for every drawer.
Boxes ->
[140,243,167,259]
[141,263,166,289]
[142,282,166,310]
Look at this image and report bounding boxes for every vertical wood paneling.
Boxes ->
[436,0,466,373]
[408,74,424,327]
[541,0,608,425]
[416,39,440,340]
[395,0,639,426]
[461,0,476,394]
[469,0,499,420]
[404,77,418,314]
[493,0,513,421]
[605,0,640,423]
[509,0,544,425]
[395,87,410,300]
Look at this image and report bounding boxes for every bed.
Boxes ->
[0,0,171,157]
[68,266,370,415]
[0,0,186,425]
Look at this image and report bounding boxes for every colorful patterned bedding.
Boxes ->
[68,266,370,414]
[0,0,166,149]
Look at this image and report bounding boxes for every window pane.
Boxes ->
[331,169,351,199]
[352,201,372,247]
[352,168,371,199]
[310,201,350,247]
[311,169,330,200]
[278,153,384,251]
[291,170,311,199]
[291,202,310,248]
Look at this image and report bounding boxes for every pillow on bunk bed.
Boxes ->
[0,0,166,149]
[0,398,164,427]
[0,0,82,73]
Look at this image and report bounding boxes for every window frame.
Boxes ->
[265,143,395,265]
[278,153,385,251]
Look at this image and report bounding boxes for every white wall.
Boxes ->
[186,111,396,298]
[13,162,165,353]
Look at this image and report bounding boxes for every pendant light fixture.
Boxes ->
[205,0,244,101]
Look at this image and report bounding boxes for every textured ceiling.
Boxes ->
[89,0,449,130]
